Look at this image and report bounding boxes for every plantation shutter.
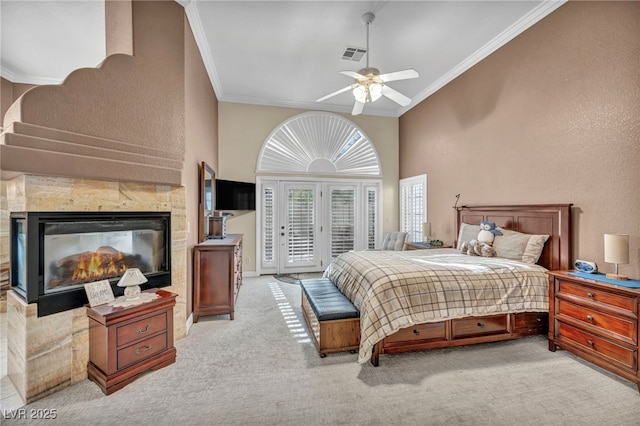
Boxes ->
[366,187,377,250]
[399,175,427,243]
[287,188,315,262]
[330,188,356,258]
[262,186,275,264]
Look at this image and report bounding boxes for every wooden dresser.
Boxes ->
[193,234,243,322]
[548,271,640,391]
[87,289,177,395]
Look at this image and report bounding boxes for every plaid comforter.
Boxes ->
[324,249,549,363]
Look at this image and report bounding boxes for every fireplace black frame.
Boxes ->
[10,211,171,317]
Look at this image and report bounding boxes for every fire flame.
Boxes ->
[70,250,127,281]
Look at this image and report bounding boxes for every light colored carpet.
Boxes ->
[4,275,640,426]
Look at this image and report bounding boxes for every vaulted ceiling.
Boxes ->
[0,0,566,117]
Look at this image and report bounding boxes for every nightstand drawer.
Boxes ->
[453,315,508,338]
[558,322,636,370]
[117,333,168,370]
[558,280,635,313]
[116,312,167,347]
[558,299,637,344]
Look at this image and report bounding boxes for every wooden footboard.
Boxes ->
[371,312,548,366]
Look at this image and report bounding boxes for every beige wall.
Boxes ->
[399,1,640,278]
[183,17,218,314]
[218,102,399,273]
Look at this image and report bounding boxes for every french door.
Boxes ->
[257,178,381,275]
[279,182,322,273]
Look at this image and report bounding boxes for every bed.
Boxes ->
[324,204,572,365]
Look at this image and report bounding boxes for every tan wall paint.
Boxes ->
[0,78,35,131]
[399,1,640,278]
[218,102,399,273]
[183,17,218,314]
[1,1,185,185]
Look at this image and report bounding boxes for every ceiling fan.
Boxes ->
[316,12,419,115]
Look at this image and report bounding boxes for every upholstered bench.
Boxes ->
[300,278,360,357]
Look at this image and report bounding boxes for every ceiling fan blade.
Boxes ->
[316,85,353,103]
[378,69,419,83]
[340,70,366,80]
[382,85,412,107]
[352,100,365,116]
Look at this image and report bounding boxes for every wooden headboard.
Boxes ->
[455,204,573,271]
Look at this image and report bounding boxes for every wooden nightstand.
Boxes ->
[405,242,452,250]
[87,289,177,395]
[548,271,640,391]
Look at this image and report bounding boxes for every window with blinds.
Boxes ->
[262,187,275,264]
[367,188,377,249]
[330,189,355,258]
[400,175,427,243]
[287,188,315,262]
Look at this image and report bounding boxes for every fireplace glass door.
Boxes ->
[44,219,166,294]
[10,212,171,316]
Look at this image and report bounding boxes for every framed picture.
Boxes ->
[84,279,115,307]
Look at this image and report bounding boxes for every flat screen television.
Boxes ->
[215,179,256,211]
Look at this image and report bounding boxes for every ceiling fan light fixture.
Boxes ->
[353,85,367,103]
[316,11,419,114]
[369,83,383,102]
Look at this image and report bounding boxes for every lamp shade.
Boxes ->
[422,222,431,238]
[117,268,148,287]
[604,234,629,265]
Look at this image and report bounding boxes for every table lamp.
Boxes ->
[117,268,148,299]
[604,234,629,280]
[422,222,431,243]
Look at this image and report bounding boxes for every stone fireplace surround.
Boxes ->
[0,0,194,404]
[3,174,187,403]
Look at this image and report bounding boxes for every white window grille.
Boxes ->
[399,175,427,243]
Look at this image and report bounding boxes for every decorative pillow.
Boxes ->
[492,229,549,264]
[456,223,481,249]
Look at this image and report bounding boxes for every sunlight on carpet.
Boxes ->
[270,282,311,344]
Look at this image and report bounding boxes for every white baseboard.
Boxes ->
[243,270,257,277]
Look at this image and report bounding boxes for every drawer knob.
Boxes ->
[587,292,594,298]
[135,345,152,355]
[413,329,420,336]
[587,340,594,346]
[586,315,594,321]
[136,325,151,334]
[477,322,485,329]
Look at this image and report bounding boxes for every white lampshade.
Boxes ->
[353,85,367,103]
[604,234,629,280]
[422,222,431,243]
[117,268,148,298]
[369,83,383,102]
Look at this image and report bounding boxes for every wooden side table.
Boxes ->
[548,271,640,391]
[87,289,177,395]
[405,242,452,250]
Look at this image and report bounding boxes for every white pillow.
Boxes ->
[456,223,481,249]
[493,229,549,264]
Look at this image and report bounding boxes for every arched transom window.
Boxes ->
[256,112,381,176]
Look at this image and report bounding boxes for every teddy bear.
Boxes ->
[460,221,502,257]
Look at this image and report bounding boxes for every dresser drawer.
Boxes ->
[558,299,636,343]
[116,312,167,348]
[557,280,635,313]
[117,333,168,370]
[453,315,508,338]
[557,322,636,370]
[385,322,446,343]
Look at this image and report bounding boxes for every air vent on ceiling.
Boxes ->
[341,46,366,61]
